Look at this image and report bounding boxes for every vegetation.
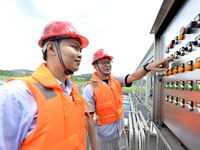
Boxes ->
[0,69,149,93]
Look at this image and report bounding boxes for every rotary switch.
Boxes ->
[169,96,173,103]
[174,51,180,59]
[185,100,193,111]
[174,36,178,44]
[178,98,185,108]
[186,21,197,34]
[194,102,200,116]
[179,47,186,56]
[173,97,178,105]
[186,42,192,52]
[165,95,169,101]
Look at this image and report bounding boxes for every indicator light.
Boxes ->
[178,81,184,90]
[194,58,200,69]
[193,85,200,91]
[185,64,192,71]
[194,61,200,69]
[185,61,193,71]
[168,70,173,75]
[184,81,193,91]
[178,35,184,40]
[177,84,184,90]
[193,80,200,91]
[164,71,168,76]
[178,67,184,73]
[173,68,178,74]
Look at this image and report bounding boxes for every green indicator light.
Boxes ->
[164,85,167,88]
[177,85,181,89]
[168,85,170,88]
[184,85,189,90]
[193,85,199,91]
[172,85,175,89]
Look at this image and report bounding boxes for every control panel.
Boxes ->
[155,1,200,149]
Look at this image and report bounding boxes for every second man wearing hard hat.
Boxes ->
[83,48,173,150]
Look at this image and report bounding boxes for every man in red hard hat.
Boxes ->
[83,49,173,150]
[0,21,90,150]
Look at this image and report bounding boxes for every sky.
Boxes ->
[0,0,163,75]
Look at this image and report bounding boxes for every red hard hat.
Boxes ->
[92,49,113,65]
[38,21,89,49]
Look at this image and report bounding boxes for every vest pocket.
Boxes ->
[48,134,80,150]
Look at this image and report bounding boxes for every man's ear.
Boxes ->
[46,42,56,56]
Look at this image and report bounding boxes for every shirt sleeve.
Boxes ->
[0,80,37,150]
[115,74,132,87]
[82,84,96,113]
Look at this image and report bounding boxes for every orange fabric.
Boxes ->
[88,72,124,125]
[10,63,88,150]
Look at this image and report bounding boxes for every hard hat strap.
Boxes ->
[96,63,111,76]
[55,39,73,75]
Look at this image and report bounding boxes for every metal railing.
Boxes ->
[128,92,150,150]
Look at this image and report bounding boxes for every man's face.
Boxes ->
[96,58,112,75]
[59,38,82,72]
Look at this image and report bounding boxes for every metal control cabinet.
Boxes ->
[152,1,200,149]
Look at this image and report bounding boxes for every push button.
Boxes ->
[185,100,193,111]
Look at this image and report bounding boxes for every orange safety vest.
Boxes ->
[88,72,125,125]
[9,63,90,150]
